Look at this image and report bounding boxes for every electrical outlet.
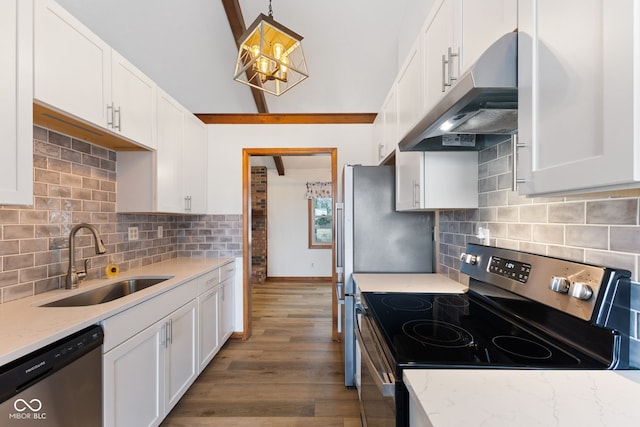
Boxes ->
[157,225,163,238]
[128,226,139,241]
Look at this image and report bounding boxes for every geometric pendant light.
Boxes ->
[233,0,308,96]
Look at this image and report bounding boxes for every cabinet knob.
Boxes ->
[569,282,593,301]
[549,276,570,293]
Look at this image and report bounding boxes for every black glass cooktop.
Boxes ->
[362,292,610,369]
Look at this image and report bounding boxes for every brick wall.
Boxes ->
[0,126,242,304]
[438,136,640,366]
[251,166,267,284]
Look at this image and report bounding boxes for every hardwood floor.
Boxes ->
[161,280,361,427]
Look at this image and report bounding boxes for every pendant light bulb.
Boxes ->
[273,43,284,60]
[251,45,260,58]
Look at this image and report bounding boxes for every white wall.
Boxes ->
[267,168,332,277]
[207,123,374,214]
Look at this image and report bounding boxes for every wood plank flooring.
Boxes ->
[161,280,361,427]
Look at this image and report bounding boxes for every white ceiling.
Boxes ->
[54,0,435,114]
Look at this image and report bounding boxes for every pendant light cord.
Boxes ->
[268,0,273,17]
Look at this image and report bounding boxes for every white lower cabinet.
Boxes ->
[102,260,235,426]
[198,285,220,372]
[165,300,198,412]
[220,277,235,343]
[103,299,197,427]
[103,319,165,427]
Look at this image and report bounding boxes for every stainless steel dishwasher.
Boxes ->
[0,325,103,426]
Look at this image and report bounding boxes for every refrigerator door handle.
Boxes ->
[335,202,344,283]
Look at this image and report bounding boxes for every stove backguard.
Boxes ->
[460,243,631,368]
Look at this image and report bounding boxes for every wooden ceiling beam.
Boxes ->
[273,156,285,176]
[221,0,269,114]
[196,113,377,125]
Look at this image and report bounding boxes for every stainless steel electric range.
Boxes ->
[355,244,631,427]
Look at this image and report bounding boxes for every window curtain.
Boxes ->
[304,181,332,199]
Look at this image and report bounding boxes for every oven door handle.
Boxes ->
[355,315,395,397]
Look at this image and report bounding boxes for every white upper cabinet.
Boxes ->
[117,90,208,214]
[34,0,156,149]
[111,50,157,149]
[422,0,517,113]
[396,150,478,211]
[517,0,640,195]
[34,0,111,129]
[381,87,398,162]
[156,89,185,213]
[423,0,456,114]
[183,114,208,214]
[0,0,33,205]
[396,39,423,140]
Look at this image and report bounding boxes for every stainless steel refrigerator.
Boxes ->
[336,165,434,387]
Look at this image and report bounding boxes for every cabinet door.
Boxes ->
[396,150,423,211]
[518,0,639,195]
[111,50,157,149]
[198,286,220,372]
[34,0,111,128]
[423,0,455,113]
[183,114,208,214]
[396,40,423,140]
[165,300,198,412]
[0,0,32,205]
[372,113,384,163]
[103,322,165,427]
[219,278,235,343]
[156,89,184,212]
[422,152,478,209]
[459,0,517,73]
[381,88,398,159]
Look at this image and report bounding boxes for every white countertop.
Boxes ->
[353,273,467,293]
[0,257,232,366]
[404,369,640,426]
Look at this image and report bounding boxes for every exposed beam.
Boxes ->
[221,0,269,114]
[196,113,377,125]
[273,156,285,176]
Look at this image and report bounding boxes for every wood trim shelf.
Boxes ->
[196,113,377,125]
[33,102,150,152]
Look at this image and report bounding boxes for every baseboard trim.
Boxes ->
[266,276,332,283]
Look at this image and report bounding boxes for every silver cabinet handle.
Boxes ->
[184,196,192,212]
[511,134,527,191]
[107,103,114,128]
[442,47,460,92]
[441,53,447,92]
[168,319,173,345]
[114,106,121,131]
[447,46,459,85]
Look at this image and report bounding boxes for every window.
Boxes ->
[308,197,332,248]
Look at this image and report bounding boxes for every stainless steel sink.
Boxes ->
[41,276,173,307]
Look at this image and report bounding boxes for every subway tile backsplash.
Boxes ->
[439,137,640,367]
[0,126,241,304]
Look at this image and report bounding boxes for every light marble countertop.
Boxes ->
[0,257,232,366]
[353,273,467,293]
[404,369,640,426]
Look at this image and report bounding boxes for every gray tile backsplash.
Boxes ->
[438,137,640,367]
[0,126,241,304]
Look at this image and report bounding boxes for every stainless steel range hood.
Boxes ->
[399,32,517,152]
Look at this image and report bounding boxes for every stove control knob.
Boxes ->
[549,276,570,293]
[460,253,478,265]
[569,282,593,301]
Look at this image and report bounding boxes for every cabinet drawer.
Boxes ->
[197,269,220,295]
[102,279,198,352]
[219,262,235,283]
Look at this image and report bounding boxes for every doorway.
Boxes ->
[241,147,338,340]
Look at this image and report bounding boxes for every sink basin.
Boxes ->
[41,276,173,307]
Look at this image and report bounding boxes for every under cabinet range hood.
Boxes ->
[399,32,517,152]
